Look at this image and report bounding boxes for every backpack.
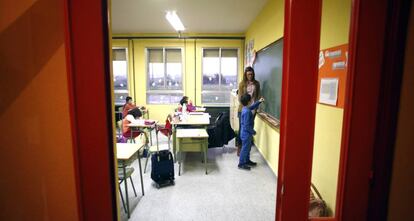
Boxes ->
[309,183,328,217]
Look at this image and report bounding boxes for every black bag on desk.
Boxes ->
[151,150,175,188]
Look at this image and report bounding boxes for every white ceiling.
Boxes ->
[111,0,268,34]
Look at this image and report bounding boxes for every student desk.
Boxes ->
[116,143,145,218]
[171,113,210,161]
[176,129,209,175]
[127,120,158,145]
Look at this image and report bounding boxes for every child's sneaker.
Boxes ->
[238,164,251,170]
[247,160,257,166]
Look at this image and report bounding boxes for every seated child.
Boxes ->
[122,96,146,118]
[178,96,196,112]
[122,107,143,139]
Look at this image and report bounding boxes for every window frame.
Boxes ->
[146,47,184,105]
[201,47,239,106]
[112,47,129,106]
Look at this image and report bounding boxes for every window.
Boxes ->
[202,48,238,105]
[147,48,183,104]
[112,48,129,105]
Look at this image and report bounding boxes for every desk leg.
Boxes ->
[148,129,153,146]
[178,137,181,176]
[178,150,181,176]
[204,140,208,175]
[172,125,177,163]
[130,129,133,143]
[123,166,130,218]
[137,151,144,196]
[130,127,137,144]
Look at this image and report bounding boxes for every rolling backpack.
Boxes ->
[150,127,175,188]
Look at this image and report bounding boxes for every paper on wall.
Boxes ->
[319,78,339,106]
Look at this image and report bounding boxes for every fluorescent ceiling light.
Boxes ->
[165,11,185,31]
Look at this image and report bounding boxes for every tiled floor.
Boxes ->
[119,132,277,221]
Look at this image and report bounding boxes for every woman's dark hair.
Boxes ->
[128,107,142,118]
[242,66,256,82]
[180,96,189,106]
[125,96,133,103]
[240,93,252,106]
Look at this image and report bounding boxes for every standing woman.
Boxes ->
[237,66,261,156]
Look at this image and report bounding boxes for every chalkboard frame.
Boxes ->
[253,38,283,129]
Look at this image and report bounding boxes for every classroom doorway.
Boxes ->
[109,0,278,220]
[63,0,410,220]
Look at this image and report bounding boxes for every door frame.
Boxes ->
[337,0,412,220]
[277,0,411,220]
[64,0,116,220]
[63,0,410,220]
[276,0,322,220]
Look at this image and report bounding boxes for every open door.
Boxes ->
[276,0,411,220]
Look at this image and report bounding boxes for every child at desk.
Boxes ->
[178,96,196,112]
[122,107,143,139]
[122,96,147,118]
[238,94,265,170]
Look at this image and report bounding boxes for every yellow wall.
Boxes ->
[113,37,244,122]
[311,104,344,214]
[245,0,351,215]
[0,0,79,220]
[245,0,284,174]
[245,0,284,51]
[319,0,351,49]
[311,0,351,216]
[388,2,414,220]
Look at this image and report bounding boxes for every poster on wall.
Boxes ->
[317,44,348,108]
[319,78,339,105]
[245,39,255,67]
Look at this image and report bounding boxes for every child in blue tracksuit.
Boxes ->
[238,93,264,170]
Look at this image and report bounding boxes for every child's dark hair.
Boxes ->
[126,96,133,103]
[180,96,189,106]
[240,93,251,106]
[128,107,142,118]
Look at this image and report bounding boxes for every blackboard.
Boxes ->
[253,38,283,121]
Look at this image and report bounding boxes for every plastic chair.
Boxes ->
[118,167,137,213]
[144,115,173,173]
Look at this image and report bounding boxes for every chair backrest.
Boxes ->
[117,120,123,129]
[214,112,224,125]
[158,114,173,137]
